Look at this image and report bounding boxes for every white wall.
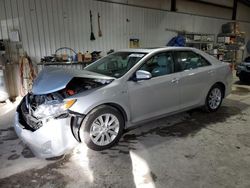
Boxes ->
[0,0,250,63]
[237,2,250,21]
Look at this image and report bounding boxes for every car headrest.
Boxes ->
[157,55,167,66]
[190,57,198,63]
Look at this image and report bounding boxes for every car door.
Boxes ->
[173,50,214,109]
[127,52,181,123]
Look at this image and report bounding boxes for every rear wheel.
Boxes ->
[204,84,223,112]
[79,105,124,150]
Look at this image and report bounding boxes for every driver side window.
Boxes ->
[139,52,174,78]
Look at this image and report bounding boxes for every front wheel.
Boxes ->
[79,105,124,151]
[204,84,223,112]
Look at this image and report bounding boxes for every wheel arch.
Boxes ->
[213,82,226,98]
[83,102,129,123]
[102,102,128,122]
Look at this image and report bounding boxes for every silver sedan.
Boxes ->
[14,47,233,158]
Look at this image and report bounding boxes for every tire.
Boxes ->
[79,105,124,151]
[239,75,247,83]
[204,84,223,112]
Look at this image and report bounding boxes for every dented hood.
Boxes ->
[32,67,114,95]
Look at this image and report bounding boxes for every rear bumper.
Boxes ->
[14,112,79,158]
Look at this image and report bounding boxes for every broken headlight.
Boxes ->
[33,99,76,119]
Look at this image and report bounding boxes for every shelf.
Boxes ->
[218,33,244,37]
[186,41,214,44]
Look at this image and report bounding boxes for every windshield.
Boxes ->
[85,52,146,78]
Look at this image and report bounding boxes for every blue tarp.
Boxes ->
[167,35,185,47]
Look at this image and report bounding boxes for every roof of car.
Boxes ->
[117,47,197,54]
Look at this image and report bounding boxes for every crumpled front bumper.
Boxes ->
[14,112,79,158]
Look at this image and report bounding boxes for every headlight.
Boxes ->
[33,99,76,119]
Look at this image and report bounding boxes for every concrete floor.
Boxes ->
[0,79,250,188]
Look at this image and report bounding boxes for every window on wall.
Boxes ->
[173,51,211,71]
[139,52,174,77]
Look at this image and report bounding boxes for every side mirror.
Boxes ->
[135,70,152,81]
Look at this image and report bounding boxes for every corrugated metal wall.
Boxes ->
[0,0,250,63]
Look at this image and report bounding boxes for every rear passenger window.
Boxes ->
[174,51,210,71]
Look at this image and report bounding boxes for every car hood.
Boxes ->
[32,67,114,95]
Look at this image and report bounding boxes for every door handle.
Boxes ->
[188,72,195,76]
[171,78,179,83]
[208,70,214,74]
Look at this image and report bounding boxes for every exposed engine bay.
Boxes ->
[17,77,112,132]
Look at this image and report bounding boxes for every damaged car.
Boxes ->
[15,47,232,158]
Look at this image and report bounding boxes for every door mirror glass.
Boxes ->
[135,70,152,81]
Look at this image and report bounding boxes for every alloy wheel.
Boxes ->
[89,113,120,146]
[208,88,222,110]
